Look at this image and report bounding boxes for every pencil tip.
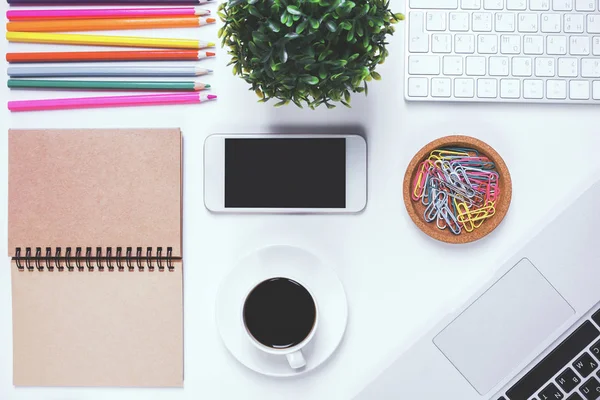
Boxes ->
[207,42,216,47]
[206,51,216,57]
[205,84,211,89]
[208,94,217,100]
[207,17,216,23]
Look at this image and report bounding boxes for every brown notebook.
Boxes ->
[8,129,183,387]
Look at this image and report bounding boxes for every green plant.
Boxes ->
[218,0,403,109]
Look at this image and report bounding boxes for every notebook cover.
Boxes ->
[8,128,183,387]
[8,129,182,257]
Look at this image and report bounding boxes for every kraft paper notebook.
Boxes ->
[8,128,183,387]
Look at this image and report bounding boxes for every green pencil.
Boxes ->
[7,79,210,91]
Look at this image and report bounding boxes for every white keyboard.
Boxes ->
[405,0,600,103]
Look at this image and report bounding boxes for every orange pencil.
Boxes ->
[7,50,215,63]
[7,16,216,32]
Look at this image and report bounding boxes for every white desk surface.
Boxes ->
[1,1,600,399]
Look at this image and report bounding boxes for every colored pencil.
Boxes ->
[8,65,212,77]
[6,32,215,50]
[8,93,218,112]
[7,50,215,63]
[7,7,210,21]
[7,17,217,32]
[8,79,210,91]
[8,0,214,5]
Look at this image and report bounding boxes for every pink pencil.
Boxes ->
[8,92,217,112]
[7,7,210,21]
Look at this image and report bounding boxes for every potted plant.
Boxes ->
[218,0,403,109]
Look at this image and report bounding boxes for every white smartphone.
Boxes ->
[204,134,367,213]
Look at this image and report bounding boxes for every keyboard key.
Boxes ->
[455,34,476,53]
[524,35,545,54]
[462,0,482,8]
[558,57,578,77]
[519,13,539,32]
[575,0,595,10]
[556,368,583,394]
[588,15,600,34]
[548,35,568,54]
[531,0,551,10]
[506,321,600,400]
[536,57,556,76]
[467,56,487,75]
[564,13,585,33]
[496,12,516,31]
[539,382,564,400]
[574,353,599,378]
[501,34,522,53]
[490,56,510,75]
[473,12,493,31]
[484,0,504,9]
[432,34,453,53]
[570,80,590,100]
[580,377,600,400]
[594,81,600,99]
[501,78,521,97]
[455,78,475,97]
[450,12,470,30]
[593,310,600,327]
[513,57,533,76]
[591,340,600,361]
[444,55,464,74]
[524,79,544,98]
[409,12,429,53]
[547,79,567,98]
[594,37,600,55]
[410,0,459,8]
[431,77,452,96]
[408,56,441,75]
[478,78,498,97]
[507,0,527,9]
[431,78,452,97]
[542,13,562,32]
[570,36,590,55]
[427,11,447,31]
[568,394,584,400]
[553,0,574,10]
[408,77,429,97]
[478,34,499,53]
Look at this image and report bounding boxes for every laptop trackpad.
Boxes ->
[433,259,574,395]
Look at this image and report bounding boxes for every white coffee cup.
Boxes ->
[241,277,319,369]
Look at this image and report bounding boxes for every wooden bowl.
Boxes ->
[403,135,512,244]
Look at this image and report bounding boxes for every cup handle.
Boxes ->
[286,350,306,369]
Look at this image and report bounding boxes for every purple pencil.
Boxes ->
[8,0,213,5]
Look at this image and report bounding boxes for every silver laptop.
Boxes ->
[355,177,600,400]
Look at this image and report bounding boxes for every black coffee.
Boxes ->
[243,278,316,349]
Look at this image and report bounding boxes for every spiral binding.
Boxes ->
[13,246,175,272]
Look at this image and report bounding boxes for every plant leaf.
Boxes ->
[252,31,268,42]
[301,75,319,85]
[280,45,288,63]
[285,32,300,40]
[267,20,281,32]
[370,71,381,80]
[309,18,320,29]
[296,20,308,34]
[248,5,262,17]
[325,21,337,32]
[280,11,289,24]
[274,100,288,107]
[286,5,303,15]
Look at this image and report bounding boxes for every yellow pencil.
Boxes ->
[6,31,215,50]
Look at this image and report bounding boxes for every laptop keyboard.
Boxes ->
[500,308,600,400]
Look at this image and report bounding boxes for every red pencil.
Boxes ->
[6,50,215,63]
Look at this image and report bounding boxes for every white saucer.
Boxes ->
[216,245,348,377]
